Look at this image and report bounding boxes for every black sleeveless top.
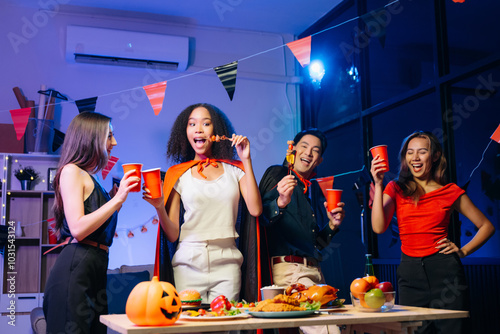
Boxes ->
[60,173,118,246]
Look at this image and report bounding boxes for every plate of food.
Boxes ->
[246,293,320,318]
[247,310,316,318]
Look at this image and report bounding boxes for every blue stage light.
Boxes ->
[308,60,325,89]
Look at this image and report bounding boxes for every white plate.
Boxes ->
[180,313,250,321]
[318,307,348,312]
[247,310,316,318]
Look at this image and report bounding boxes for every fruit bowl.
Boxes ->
[350,291,395,312]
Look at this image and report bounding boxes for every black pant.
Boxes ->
[398,252,470,334]
[43,243,108,334]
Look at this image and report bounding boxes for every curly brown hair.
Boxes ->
[167,103,236,163]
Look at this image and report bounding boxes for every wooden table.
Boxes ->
[101,305,469,334]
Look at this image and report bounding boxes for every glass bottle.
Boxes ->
[364,253,375,277]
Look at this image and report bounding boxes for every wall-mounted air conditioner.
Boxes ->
[66,26,189,71]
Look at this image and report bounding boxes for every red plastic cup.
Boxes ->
[370,145,389,172]
[48,220,57,244]
[142,168,162,199]
[326,189,343,212]
[122,163,143,192]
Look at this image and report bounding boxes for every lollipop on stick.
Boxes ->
[286,140,295,175]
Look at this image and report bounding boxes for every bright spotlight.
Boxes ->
[308,60,325,89]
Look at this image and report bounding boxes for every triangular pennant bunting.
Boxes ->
[102,156,119,180]
[361,9,387,48]
[9,107,32,140]
[315,176,334,198]
[52,128,65,152]
[75,97,98,113]
[491,124,500,143]
[143,81,167,116]
[214,61,238,101]
[286,36,312,68]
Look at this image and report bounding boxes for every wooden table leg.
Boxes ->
[340,324,354,334]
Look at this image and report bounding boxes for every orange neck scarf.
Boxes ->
[196,158,219,179]
[292,169,312,194]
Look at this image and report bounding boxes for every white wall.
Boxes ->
[0,3,302,268]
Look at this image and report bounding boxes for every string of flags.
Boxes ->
[5,0,474,152]
[4,0,403,146]
[25,215,160,246]
[3,0,490,184]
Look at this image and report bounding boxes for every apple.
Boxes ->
[375,282,394,302]
[375,281,394,292]
[364,288,386,309]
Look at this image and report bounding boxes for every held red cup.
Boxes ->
[48,220,57,244]
[326,189,343,212]
[122,163,143,192]
[370,145,389,172]
[142,168,162,199]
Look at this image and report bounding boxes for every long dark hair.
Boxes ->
[53,112,112,233]
[396,131,447,202]
[167,103,236,163]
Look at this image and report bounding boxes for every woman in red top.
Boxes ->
[370,131,495,334]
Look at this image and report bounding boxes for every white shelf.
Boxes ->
[0,153,60,334]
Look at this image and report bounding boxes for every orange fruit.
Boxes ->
[362,275,379,288]
[350,278,371,299]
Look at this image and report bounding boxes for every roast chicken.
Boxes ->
[284,283,338,306]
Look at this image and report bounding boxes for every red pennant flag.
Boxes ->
[316,176,334,198]
[102,156,119,180]
[287,36,312,68]
[9,107,32,140]
[491,124,500,143]
[143,81,167,116]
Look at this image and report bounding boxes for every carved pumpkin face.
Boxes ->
[126,276,182,326]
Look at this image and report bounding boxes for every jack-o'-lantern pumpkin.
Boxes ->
[126,276,181,326]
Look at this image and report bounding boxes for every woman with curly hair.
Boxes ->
[144,103,262,303]
[370,131,495,334]
[43,112,139,334]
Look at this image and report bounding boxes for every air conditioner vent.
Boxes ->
[74,54,179,71]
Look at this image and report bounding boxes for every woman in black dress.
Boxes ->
[43,112,139,334]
